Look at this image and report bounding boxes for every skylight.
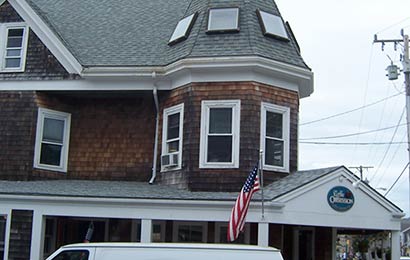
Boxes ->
[207,8,239,33]
[169,12,198,45]
[256,9,289,41]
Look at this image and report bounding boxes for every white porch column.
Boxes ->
[3,210,12,260]
[258,222,269,247]
[332,228,337,260]
[141,219,152,243]
[30,211,45,260]
[391,230,400,260]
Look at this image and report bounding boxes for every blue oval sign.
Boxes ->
[327,186,354,212]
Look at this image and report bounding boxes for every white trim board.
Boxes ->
[8,0,82,74]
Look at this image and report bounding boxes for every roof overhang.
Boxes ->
[80,56,314,98]
[8,0,82,74]
[269,166,404,230]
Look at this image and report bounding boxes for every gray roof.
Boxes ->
[0,166,342,201]
[25,0,309,68]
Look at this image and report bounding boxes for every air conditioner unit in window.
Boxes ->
[161,153,179,168]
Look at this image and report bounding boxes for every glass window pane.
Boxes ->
[169,13,196,43]
[0,217,5,242]
[43,118,65,143]
[207,136,232,162]
[258,10,288,39]
[6,36,23,48]
[167,140,179,153]
[5,58,21,68]
[40,143,62,166]
[208,8,238,31]
[53,250,89,260]
[265,139,283,167]
[6,49,21,57]
[8,28,24,37]
[178,225,203,242]
[266,111,283,138]
[209,108,232,134]
[167,113,180,140]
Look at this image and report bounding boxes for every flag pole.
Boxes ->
[259,150,264,219]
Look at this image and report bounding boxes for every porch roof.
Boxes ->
[0,166,343,201]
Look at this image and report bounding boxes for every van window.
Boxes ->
[51,250,89,260]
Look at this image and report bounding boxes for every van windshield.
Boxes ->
[51,250,89,260]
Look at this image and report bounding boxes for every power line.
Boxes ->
[370,107,405,183]
[384,162,410,196]
[300,92,402,126]
[299,123,407,141]
[376,17,410,34]
[300,141,406,146]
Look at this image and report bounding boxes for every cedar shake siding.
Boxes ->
[159,82,299,191]
[33,92,157,181]
[0,1,76,80]
[0,92,37,180]
[0,82,298,189]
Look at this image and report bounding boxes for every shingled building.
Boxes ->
[0,0,403,259]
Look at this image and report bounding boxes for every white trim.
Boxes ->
[141,219,152,243]
[0,22,29,72]
[161,103,184,171]
[80,56,313,98]
[172,221,208,243]
[8,0,82,74]
[260,102,290,172]
[2,210,11,260]
[199,100,240,168]
[33,108,71,173]
[0,56,313,98]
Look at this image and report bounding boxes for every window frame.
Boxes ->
[0,22,29,72]
[256,9,289,41]
[172,221,208,243]
[260,102,290,172]
[161,103,184,171]
[199,100,240,169]
[168,12,198,45]
[34,108,71,173]
[206,7,240,33]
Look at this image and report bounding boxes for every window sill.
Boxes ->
[34,164,67,173]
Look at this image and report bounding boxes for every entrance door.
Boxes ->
[293,227,315,260]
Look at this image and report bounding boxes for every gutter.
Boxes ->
[149,73,160,184]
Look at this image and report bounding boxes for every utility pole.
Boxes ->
[349,166,373,182]
[374,30,410,210]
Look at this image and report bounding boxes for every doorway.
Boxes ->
[293,227,315,260]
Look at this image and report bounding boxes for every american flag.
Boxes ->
[227,163,260,242]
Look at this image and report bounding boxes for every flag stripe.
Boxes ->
[227,163,260,242]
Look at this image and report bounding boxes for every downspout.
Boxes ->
[149,72,160,184]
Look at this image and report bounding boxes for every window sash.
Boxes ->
[260,102,289,172]
[200,100,240,168]
[34,108,71,172]
[161,104,184,170]
[0,24,28,71]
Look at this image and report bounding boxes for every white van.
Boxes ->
[45,243,284,260]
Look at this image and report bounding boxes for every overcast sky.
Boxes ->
[274,0,410,215]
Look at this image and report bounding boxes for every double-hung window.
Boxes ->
[34,108,71,172]
[260,102,290,172]
[200,100,240,168]
[0,23,29,72]
[161,104,184,170]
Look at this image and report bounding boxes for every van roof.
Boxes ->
[61,243,280,252]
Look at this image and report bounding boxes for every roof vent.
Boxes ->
[207,7,239,33]
[168,12,198,45]
[256,9,289,41]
